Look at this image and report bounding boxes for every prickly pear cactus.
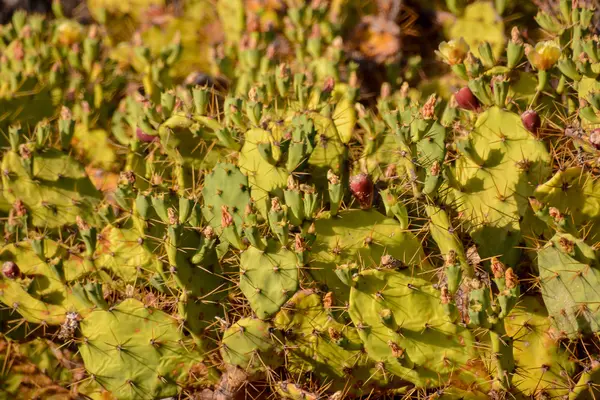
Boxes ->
[1,1,600,399]
[445,106,551,264]
[78,298,211,399]
[538,233,600,338]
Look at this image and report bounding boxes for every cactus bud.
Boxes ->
[491,257,505,279]
[221,205,233,228]
[388,341,405,358]
[322,76,335,94]
[478,41,495,68]
[507,27,525,69]
[421,94,437,119]
[528,197,544,213]
[13,200,26,217]
[440,286,451,305]
[327,169,340,185]
[505,268,518,289]
[323,292,334,309]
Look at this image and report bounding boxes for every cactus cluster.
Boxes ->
[2,0,600,399]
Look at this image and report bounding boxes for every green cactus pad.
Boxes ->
[534,167,600,242]
[220,317,282,374]
[78,298,205,400]
[95,224,162,282]
[238,128,289,217]
[504,296,575,397]
[274,289,401,394]
[202,162,251,236]
[426,205,471,276]
[348,269,481,388]
[445,106,551,264]
[447,2,505,59]
[307,113,346,177]
[240,242,299,319]
[1,150,102,228]
[0,240,97,324]
[538,233,600,338]
[309,209,430,302]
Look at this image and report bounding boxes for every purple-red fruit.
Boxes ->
[455,87,480,111]
[2,261,20,279]
[136,127,158,143]
[521,110,541,134]
[349,173,374,209]
[590,129,600,150]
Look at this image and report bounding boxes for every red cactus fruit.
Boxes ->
[136,127,158,143]
[455,87,480,111]
[521,110,541,134]
[349,173,374,209]
[2,261,20,279]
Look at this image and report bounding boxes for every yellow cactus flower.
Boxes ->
[56,21,82,47]
[526,41,561,71]
[436,38,470,65]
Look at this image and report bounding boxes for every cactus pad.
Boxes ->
[78,298,204,400]
[240,242,299,319]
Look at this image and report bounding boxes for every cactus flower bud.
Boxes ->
[491,257,505,279]
[221,205,233,228]
[271,197,282,212]
[203,226,215,239]
[13,200,26,217]
[505,268,518,289]
[322,76,335,94]
[327,169,340,185]
[323,292,334,309]
[76,215,90,231]
[167,208,178,225]
[528,197,543,215]
[421,94,437,119]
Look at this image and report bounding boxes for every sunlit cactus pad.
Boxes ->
[1,0,600,399]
